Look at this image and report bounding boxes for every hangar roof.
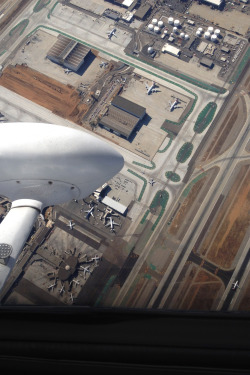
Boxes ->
[112,96,146,118]
[100,105,139,138]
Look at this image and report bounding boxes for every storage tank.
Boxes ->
[173,26,178,33]
[184,34,189,40]
[214,28,220,35]
[152,18,158,25]
[147,24,154,31]
[211,34,217,42]
[154,26,160,33]
[158,20,164,28]
[204,31,210,39]
[164,29,168,34]
[196,30,201,37]
[180,32,185,38]
[174,19,180,27]
[198,27,203,33]
[208,26,214,34]
[147,46,154,54]
[168,17,174,24]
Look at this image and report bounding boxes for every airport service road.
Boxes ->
[217,235,250,311]
[0,0,57,63]
[147,112,250,309]
[113,81,249,309]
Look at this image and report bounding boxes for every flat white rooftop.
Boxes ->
[204,0,223,6]
[102,196,127,215]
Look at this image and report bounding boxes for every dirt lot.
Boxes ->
[168,167,219,240]
[200,163,250,269]
[189,3,250,36]
[0,64,90,124]
[199,70,249,163]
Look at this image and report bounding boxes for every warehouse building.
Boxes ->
[47,35,90,72]
[104,0,136,8]
[162,44,181,57]
[112,96,146,119]
[201,0,224,7]
[134,3,152,20]
[200,57,214,69]
[99,96,146,139]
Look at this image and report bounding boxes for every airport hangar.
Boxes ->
[47,35,90,72]
[99,95,146,140]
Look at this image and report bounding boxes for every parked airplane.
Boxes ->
[72,279,80,286]
[145,81,159,95]
[91,255,102,265]
[84,206,95,220]
[79,265,92,279]
[169,98,180,111]
[99,61,108,68]
[148,178,156,186]
[48,281,57,291]
[70,293,76,302]
[64,68,72,74]
[58,284,65,295]
[105,216,120,232]
[107,28,117,39]
[91,255,101,262]
[67,220,75,230]
[232,281,240,290]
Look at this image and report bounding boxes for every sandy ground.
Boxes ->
[0,64,90,124]
[189,3,250,36]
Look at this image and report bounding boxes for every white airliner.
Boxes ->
[64,68,72,74]
[48,281,57,291]
[145,81,159,95]
[232,281,240,290]
[91,255,101,262]
[91,255,102,266]
[70,293,76,302]
[148,178,156,186]
[84,206,95,220]
[107,28,117,39]
[105,216,120,232]
[99,61,108,68]
[169,98,180,111]
[79,265,92,279]
[67,220,75,230]
[58,284,65,295]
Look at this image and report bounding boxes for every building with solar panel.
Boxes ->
[47,35,90,72]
